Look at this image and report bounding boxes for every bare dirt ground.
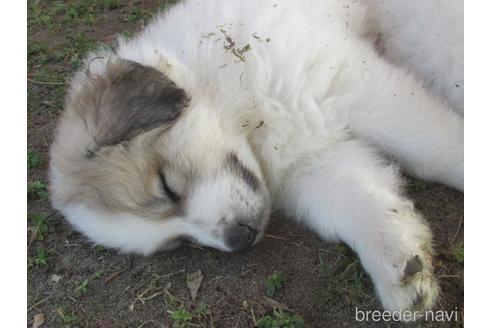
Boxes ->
[27,1,464,327]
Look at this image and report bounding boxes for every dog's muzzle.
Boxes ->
[225,223,258,252]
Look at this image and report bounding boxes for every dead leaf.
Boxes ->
[50,274,61,283]
[32,313,44,328]
[186,270,203,301]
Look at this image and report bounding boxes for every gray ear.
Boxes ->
[93,59,189,149]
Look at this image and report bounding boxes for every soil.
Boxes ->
[27,1,463,327]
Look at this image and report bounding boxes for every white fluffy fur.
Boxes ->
[362,0,464,112]
[53,0,463,314]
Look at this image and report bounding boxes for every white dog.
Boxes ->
[49,0,463,315]
[362,0,464,112]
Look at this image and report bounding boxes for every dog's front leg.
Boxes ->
[277,139,439,315]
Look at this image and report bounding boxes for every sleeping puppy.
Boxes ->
[49,0,463,316]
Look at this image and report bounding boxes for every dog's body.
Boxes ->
[50,0,463,315]
[362,0,464,112]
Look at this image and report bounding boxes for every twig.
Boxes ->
[172,256,189,262]
[265,234,288,241]
[439,274,462,278]
[63,244,83,247]
[104,269,126,284]
[188,243,205,250]
[27,229,37,251]
[451,214,463,244]
[153,269,185,279]
[137,320,163,328]
[305,302,315,315]
[27,78,67,85]
[42,101,62,111]
[262,296,292,312]
[250,307,256,325]
[137,320,153,328]
[27,295,51,312]
[139,291,165,302]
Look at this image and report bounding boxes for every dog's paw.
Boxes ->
[374,249,439,320]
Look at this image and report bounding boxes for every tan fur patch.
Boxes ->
[50,57,190,217]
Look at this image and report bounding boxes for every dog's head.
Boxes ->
[50,55,270,254]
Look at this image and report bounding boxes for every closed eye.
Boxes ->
[158,172,181,203]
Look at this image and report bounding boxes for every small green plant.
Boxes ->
[170,308,193,327]
[165,289,181,308]
[27,149,43,169]
[75,279,89,294]
[453,242,464,264]
[50,2,67,17]
[95,270,103,278]
[27,43,48,60]
[256,309,305,328]
[62,3,89,24]
[317,251,371,306]
[265,271,287,297]
[352,270,365,290]
[119,29,137,42]
[57,306,77,327]
[28,180,49,199]
[94,245,107,252]
[127,7,152,23]
[28,1,52,29]
[193,302,211,319]
[412,180,428,192]
[334,243,351,255]
[29,212,53,240]
[62,33,99,69]
[34,246,50,267]
[100,0,121,10]
[157,3,170,12]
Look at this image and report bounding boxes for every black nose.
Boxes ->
[225,223,258,252]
